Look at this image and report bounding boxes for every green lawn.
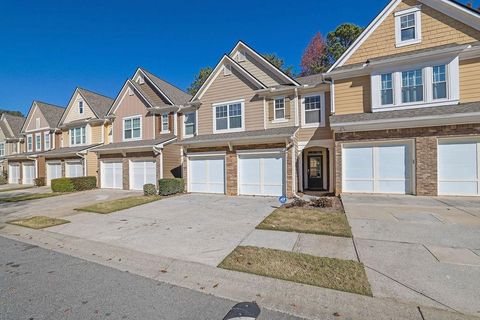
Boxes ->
[75,195,163,214]
[219,246,372,296]
[0,186,35,193]
[7,216,70,229]
[0,192,63,203]
[257,207,352,238]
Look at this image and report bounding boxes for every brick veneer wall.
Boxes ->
[334,123,480,196]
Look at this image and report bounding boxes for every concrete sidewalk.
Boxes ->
[1,225,477,320]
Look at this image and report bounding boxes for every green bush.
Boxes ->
[51,176,97,192]
[143,183,157,196]
[34,177,46,187]
[158,178,184,196]
[0,175,7,185]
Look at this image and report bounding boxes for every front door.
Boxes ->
[308,155,323,190]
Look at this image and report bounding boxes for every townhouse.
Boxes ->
[327,0,480,197]
[0,113,25,176]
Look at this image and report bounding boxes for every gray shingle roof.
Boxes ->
[42,144,101,157]
[1,114,25,139]
[140,68,192,105]
[295,73,324,86]
[92,135,176,152]
[330,102,480,124]
[35,101,64,128]
[77,88,114,119]
[178,127,298,145]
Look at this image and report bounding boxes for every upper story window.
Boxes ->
[0,143,4,157]
[274,98,285,120]
[27,135,33,152]
[401,69,423,103]
[79,101,84,114]
[44,132,51,150]
[381,74,394,106]
[161,113,169,133]
[213,100,243,133]
[184,112,196,137]
[35,133,41,151]
[433,65,447,100]
[70,126,86,146]
[395,7,421,47]
[12,142,18,154]
[302,93,325,128]
[123,116,141,140]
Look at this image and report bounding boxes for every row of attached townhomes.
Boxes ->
[1,0,480,197]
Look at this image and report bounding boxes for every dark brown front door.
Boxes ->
[308,155,323,190]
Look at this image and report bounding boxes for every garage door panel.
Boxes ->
[344,180,374,193]
[378,181,409,194]
[130,161,156,190]
[238,154,284,197]
[189,156,225,194]
[101,161,123,189]
[343,147,373,180]
[378,145,409,179]
[23,164,35,185]
[9,164,20,184]
[66,162,83,178]
[47,163,62,185]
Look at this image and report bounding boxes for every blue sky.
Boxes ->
[0,0,471,115]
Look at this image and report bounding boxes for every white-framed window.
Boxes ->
[395,7,422,47]
[70,126,86,146]
[35,117,40,129]
[301,93,325,128]
[0,143,4,157]
[44,132,51,150]
[371,58,459,111]
[79,101,84,114]
[161,113,169,133]
[12,142,18,154]
[184,112,196,137]
[123,116,141,140]
[35,133,41,151]
[27,135,33,152]
[274,98,285,120]
[213,100,244,133]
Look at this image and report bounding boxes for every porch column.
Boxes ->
[298,150,304,192]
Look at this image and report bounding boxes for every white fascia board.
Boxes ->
[420,0,480,31]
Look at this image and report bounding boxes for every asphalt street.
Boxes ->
[0,236,303,320]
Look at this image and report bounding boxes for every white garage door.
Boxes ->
[23,163,35,185]
[46,162,62,185]
[129,160,156,190]
[238,153,284,196]
[8,164,20,184]
[342,142,412,194]
[188,156,225,194]
[438,139,479,196]
[66,161,83,177]
[101,161,123,189]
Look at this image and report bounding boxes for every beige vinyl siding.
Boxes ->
[297,92,333,142]
[25,105,49,132]
[198,68,264,134]
[346,0,480,65]
[61,130,69,147]
[265,96,295,129]
[90,124,103,144]
[86,151,99,181]
[162,143,181,179]
[460,58,480,103]
[236,53,282,87]
[334,76,371,115]
[64,93,96,123]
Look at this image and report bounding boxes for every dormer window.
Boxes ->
[79,101,84,114]
[274,98,285,120]
[161,113,169,133]
[395,7,421,47]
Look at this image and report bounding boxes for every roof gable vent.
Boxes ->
[137,75,145,85]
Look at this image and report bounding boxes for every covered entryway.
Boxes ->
[22,163,35,185]
[8,163,20,184]
[46,162,62,185]
[438,138,480,196]
[66,161,84,178]
[129,160,156,190]
[238,152,284,196]
[100,161,123,189]
[342,141,413,194]
[188,155,225,194]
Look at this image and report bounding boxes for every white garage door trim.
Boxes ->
[438,137,480,196]
[129,160,157,190]
[8,163,20,184]
[187,152,226,194]
[66,161,84,178]
[46,162,62,185]
[22,163,36,185]
[100,160,123,189]
[342,140,415,195]
[237,149,285,197]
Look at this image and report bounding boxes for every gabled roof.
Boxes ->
[295,73,325,86]
[36,101,64,128]
[77,88,114,119]
[138,68,191,105]
[328,0,480,72]
[0,113,25,139]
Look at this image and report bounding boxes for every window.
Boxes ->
[214,101,243,132]
[44,132,51,150]
[27,135,33,152]
[184,112,196,137]
[12,143,18,154]
[161,113,169,133]
[395,8,421,46]
[304,95,322,125]
[123,117,141,140]
[35,118,40,129]
[79,101,84,114]
[400,14,416,41]
[35,134,41,151]
[433,65,447,100]
[402,69,423,103]
[70,126,86,145]
[274,98,285,120]
[0,143,4,157]
[381,74,394,105]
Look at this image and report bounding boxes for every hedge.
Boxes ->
[34,177,46,187]
[0,175,7,185]
[143,183,157,196]
[158,178,184,196]
[51,176,97,193]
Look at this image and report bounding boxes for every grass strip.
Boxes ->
[75,195,163,214]
[7,216,70,229]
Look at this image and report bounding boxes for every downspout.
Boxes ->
[323,78,335,115]
[153,146,163,180]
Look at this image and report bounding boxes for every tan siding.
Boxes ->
[297,92,333,142]
[90,124,102,144]
[86,151,98,180]
[162,143,182,179]
[198,68,264,135]
[104,124,112,144]
[460,58,480,103]
[61,130,69,147]
[64,93,96,123]
[25,105,49,132]
[346,0,480,65]
[334,76,371,115]
[237,53,282,87]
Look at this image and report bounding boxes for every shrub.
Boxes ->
[51,176,96,192]
[0,175,7,185]
[34,177,46,187]
[143,183,157,196]
[158,178,184,196]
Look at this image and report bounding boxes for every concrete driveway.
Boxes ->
[342,194,480,316]
[46,194,277,266]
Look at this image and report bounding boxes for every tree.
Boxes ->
[187,67,213,96]
[325,23,364,64]
[0,109,24,117]
[300,32,328,76]
[262,53,294,76]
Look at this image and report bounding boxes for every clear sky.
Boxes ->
[0,0,471,115]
